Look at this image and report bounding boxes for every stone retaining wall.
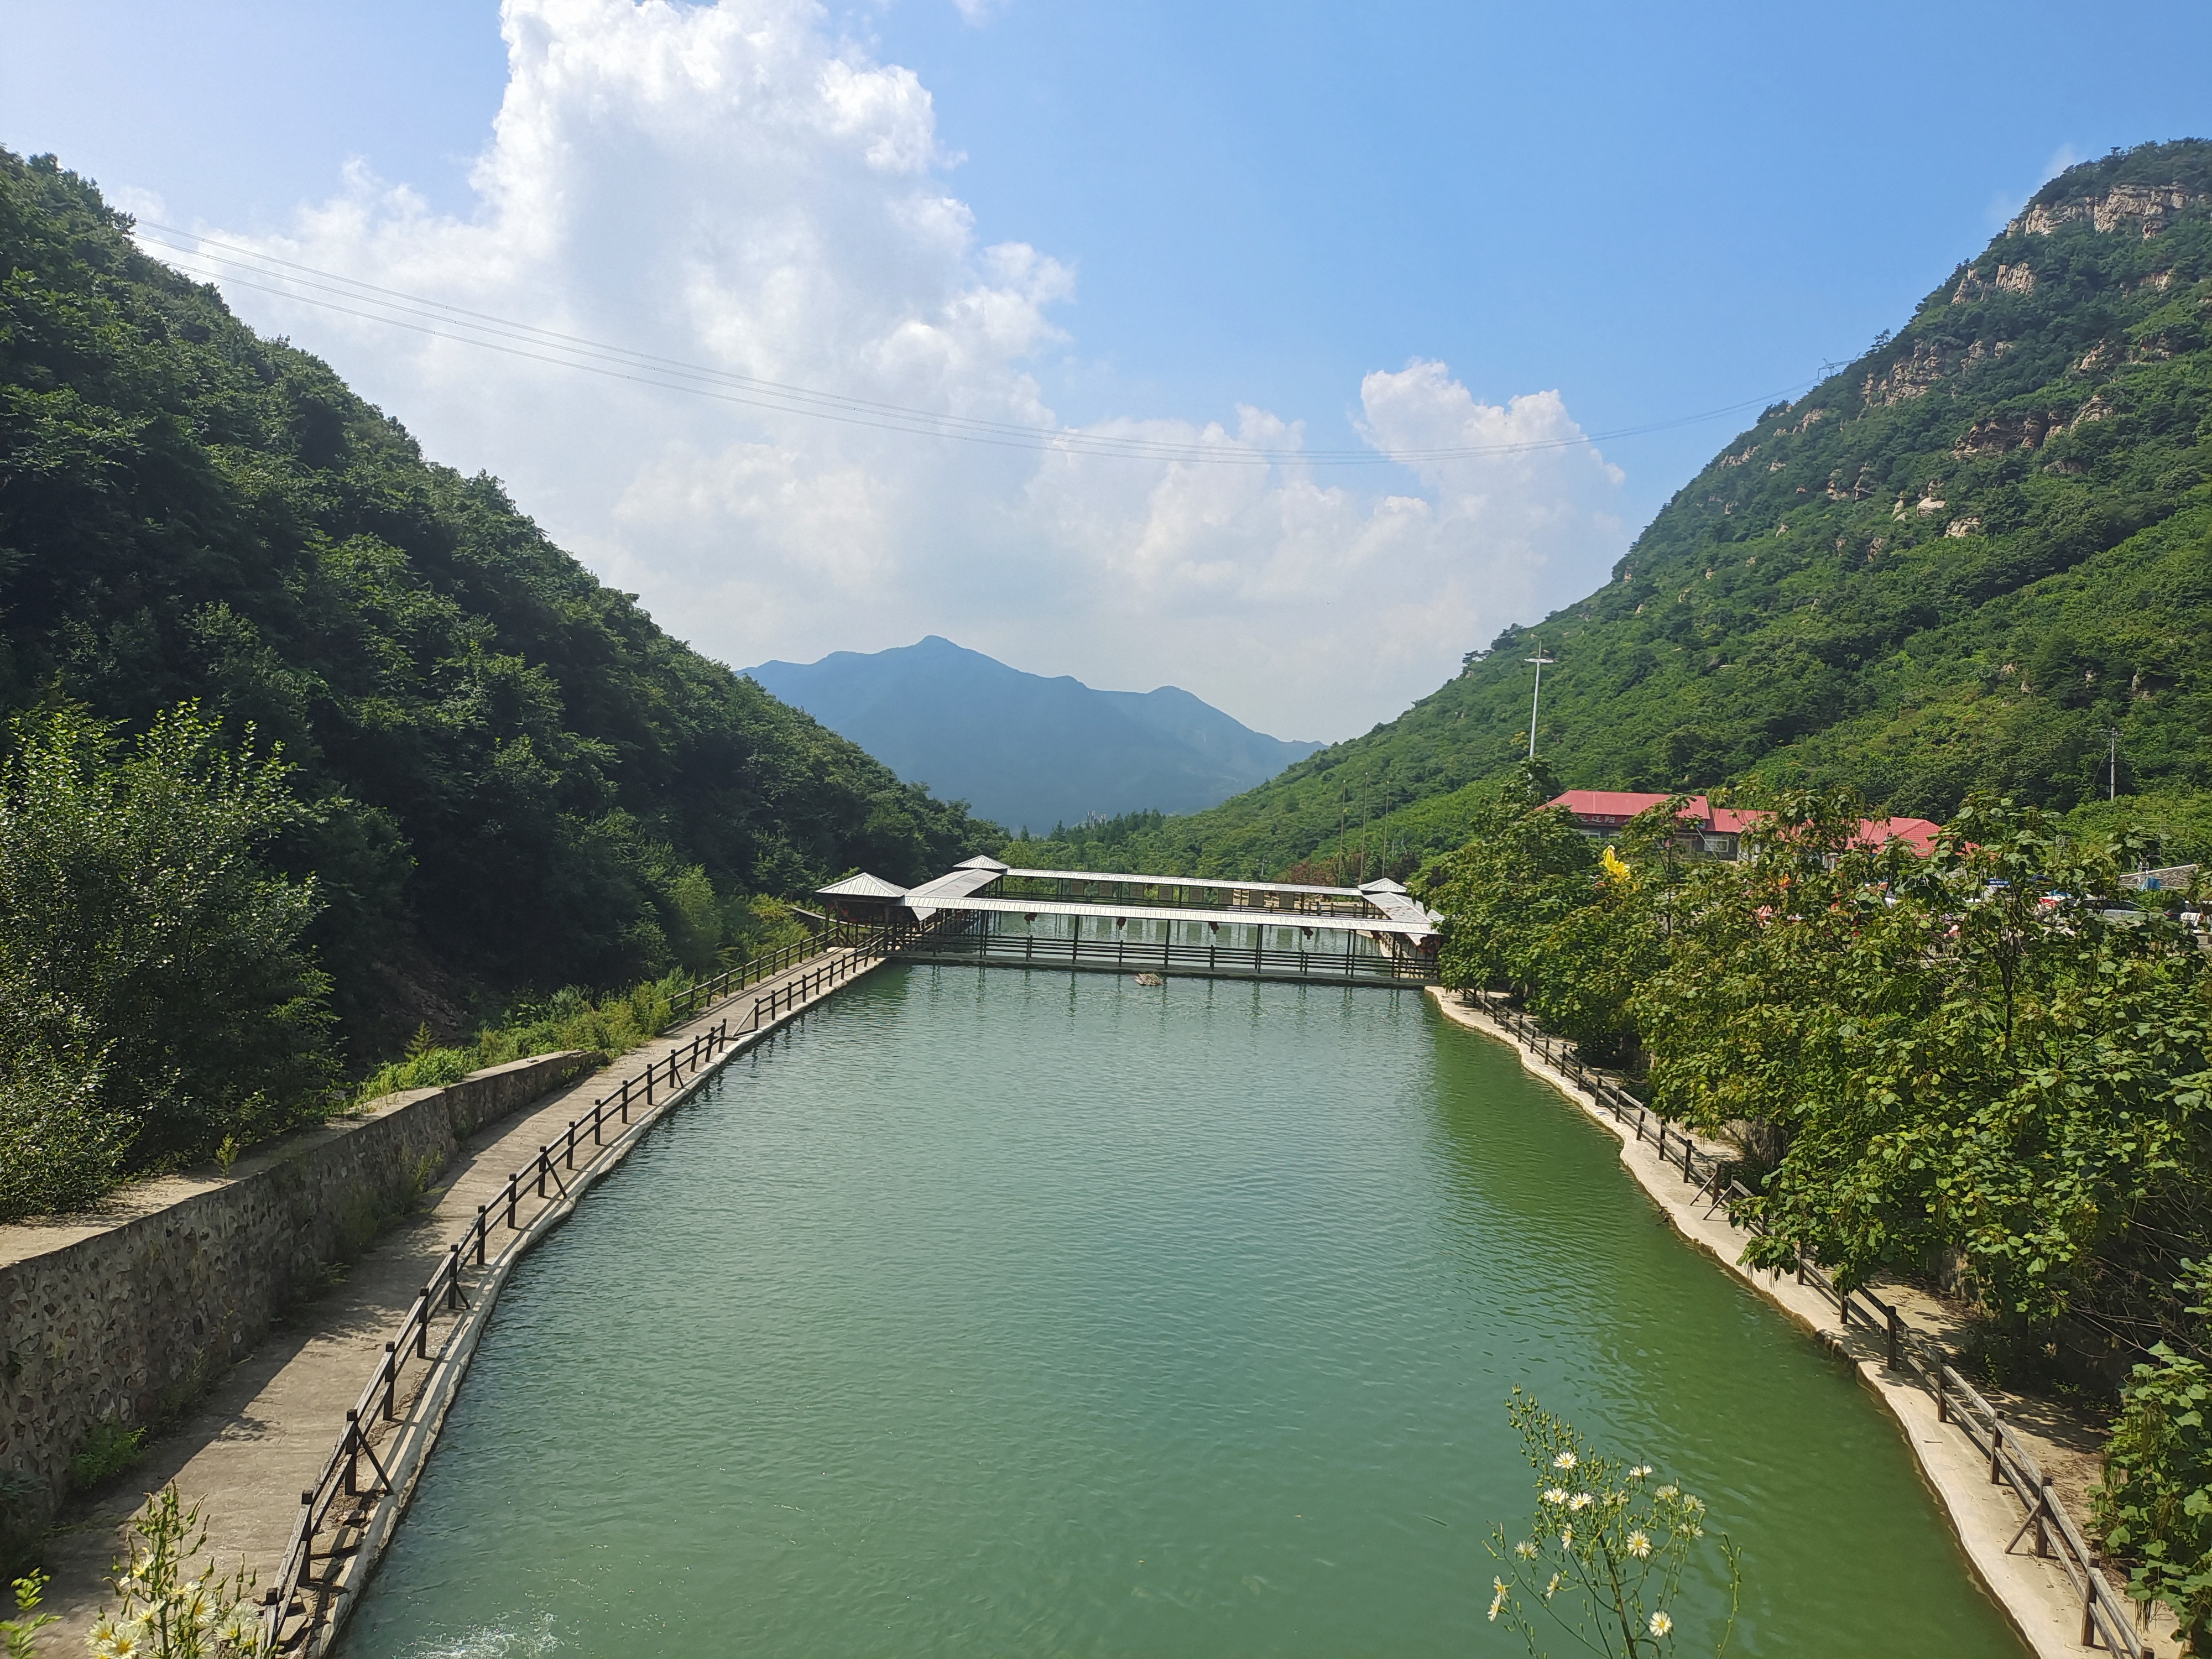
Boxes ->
[0,1051,597,1543]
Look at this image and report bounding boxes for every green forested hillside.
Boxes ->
[0,151,995,1054]
[1020,140,2212,880]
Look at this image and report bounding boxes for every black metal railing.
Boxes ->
[262,928,895,1651]
[669,921,885,1023]
[1461,990,2151,1657]
[895,922,1436,984]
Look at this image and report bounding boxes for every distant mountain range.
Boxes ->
[743,637,1322,833]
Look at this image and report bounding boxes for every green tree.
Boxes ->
[0,703,333,1217]
[1636,794,2212,1339]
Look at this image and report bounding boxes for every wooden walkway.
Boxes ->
[35,939,889,1653]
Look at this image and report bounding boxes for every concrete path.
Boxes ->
[38,943,887,1652]
[1427,988,2176,1659]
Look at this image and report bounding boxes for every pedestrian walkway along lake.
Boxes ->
[340,967,2025,1658]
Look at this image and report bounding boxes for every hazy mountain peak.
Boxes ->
[744,639,1321,833]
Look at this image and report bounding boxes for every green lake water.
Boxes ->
[340,966,2026,1658]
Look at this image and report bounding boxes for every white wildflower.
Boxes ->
[1488,1577,1507,1621]
[1627,1529,1652,1558]
[1553,1451,1578,1470]
[1630,1464,1653,1479]
[1559,1525,1574,1548]
[1655,1484,1678,1500]
[1515,1539,1538,1559]
[1568,1491,1594,1511]
[1542,1487,1569,1506]
[1650,1609,1674,1637]
[1543,1572,1561,1600]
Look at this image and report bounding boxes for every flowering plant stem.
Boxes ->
[92,1485,265,1658]
[1485,1391,1740,1656]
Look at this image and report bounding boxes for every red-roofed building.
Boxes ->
[1546,790,1940,862]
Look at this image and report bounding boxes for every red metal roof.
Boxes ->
[1853,816,1943,855]
[1546,791,1942,856]
[1548,790,1712,824]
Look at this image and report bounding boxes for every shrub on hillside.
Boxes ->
[0,703,334,1218]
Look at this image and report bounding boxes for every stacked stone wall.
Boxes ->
[0,1050,594,1543]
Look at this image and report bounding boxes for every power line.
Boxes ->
[134,222,1819,468]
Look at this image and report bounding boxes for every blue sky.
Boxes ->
[4,1,2208,737]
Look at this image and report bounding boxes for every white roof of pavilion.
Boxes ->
[1361,886,1443,929]
[932,894,1437,940]
[817,871,909,900]
[1001,866,1365,900]
[901,863,1007,916]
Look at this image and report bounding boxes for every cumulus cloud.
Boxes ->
[180,0,1626,739]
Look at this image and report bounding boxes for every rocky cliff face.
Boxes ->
[2010,181,2201,239]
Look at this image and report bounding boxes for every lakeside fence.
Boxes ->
[262,929,893,1652]
[1469,992,2152,1657]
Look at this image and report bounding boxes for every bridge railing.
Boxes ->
[669,920,886,1024]
[1465,991,2151,1657]
[262,925,898,1652]
[896,920,1437,983]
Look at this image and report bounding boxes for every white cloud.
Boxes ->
[178,0,1626,740]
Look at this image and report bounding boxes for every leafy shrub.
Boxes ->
[2093,1343,2212,1646]
[352,973,685,1106]
[69,1421,145,1490]
[0,704,335,1219]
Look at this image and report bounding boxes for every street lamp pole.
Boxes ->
[1525,643,1557,760]
[2104,726,2120,801]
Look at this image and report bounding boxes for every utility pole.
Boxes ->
[1525,642,1557,760]
[2104,726,2121,801]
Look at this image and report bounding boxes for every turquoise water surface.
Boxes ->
[340,966,2023,1657]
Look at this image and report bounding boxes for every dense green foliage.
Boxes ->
[1428,763,1676,1065]
[0,149,997,1058]
[1022,140,2212,882]
[348,895,811,1104]
[1434,791,2212,1349]
[0,705,332,1217]
[2095,1324,2212,1646]
[1428,789,2212,1625]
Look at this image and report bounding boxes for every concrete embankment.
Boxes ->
[1426,987,2173,1659]
[17,943,888,1654]
[1,1050,597,1543]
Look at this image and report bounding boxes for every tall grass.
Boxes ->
[353,974,686,1105]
